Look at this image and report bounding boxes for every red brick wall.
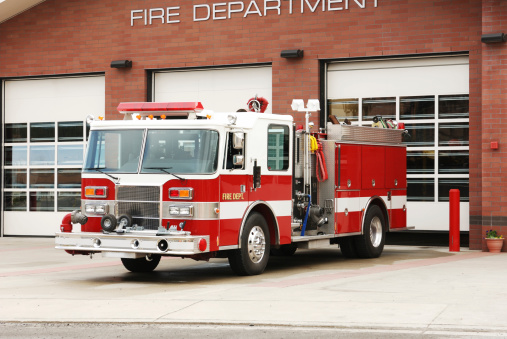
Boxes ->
[478,0,507,251]
[0,0,489,246]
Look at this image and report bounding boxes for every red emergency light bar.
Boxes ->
[117,102,204,114]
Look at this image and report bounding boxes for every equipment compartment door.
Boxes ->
[361,146,386,190]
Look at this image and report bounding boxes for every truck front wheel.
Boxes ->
[228,212,270,276]
[121,254,161,273]
[354,205,385,258]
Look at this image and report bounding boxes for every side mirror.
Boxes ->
[232,132,244,150]
[233,155,244,167]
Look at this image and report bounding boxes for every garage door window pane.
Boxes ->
[439,95,469,119]
[328,99,359,122]
[4,169,27,188]
[5,123,27,143]
[363,97,395,120]
[58,169,81,188]
[439,150,469,174]
[438,179,469,202]
[58,121,83,142]
[30,169,54,188]
[400,96,435,120]
[438,123,469,146]
[408,178,434,201]
[4,192,27,211]
[30,146,55,165]
[4,146,27,166]
[404,123,435,147]
[29,192,54,211]
[407,151,434,174]
[57,192,81,212]
[57,145,83,165]
[31,122,55,142]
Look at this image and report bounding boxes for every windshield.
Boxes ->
[84,129,144,173]
[141,129,219,174]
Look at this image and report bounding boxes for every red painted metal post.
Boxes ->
[449,189,460,252]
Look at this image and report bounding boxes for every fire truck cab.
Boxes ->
[55,100,408,276]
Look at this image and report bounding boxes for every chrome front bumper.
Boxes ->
[55,231,210,256]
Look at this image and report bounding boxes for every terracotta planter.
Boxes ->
[486,238,504,253]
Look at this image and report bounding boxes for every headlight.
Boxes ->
[85,204,108,215]
[95,205,107,214]
[169,205,193,217]
[179,206,193,216]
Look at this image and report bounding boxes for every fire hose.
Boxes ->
[309,136,328,182]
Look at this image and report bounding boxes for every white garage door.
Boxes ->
[327,56,469,231]
[153,66,272,113]
[2,75,105,236]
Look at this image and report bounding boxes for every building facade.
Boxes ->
[0,0,505,251]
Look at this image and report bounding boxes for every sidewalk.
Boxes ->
[0,237,506,335]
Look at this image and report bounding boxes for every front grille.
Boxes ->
[116,186,161,230]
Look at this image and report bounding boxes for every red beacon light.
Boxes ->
[117,102,204,120]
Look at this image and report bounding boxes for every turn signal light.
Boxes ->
[169,188,193,200]
[85,186,108,198]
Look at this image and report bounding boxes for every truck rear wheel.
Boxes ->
[354,205,385,258]
[121,254,161,273]
[228,212,270,276]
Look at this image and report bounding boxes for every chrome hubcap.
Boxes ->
[370,216,383,247]
[247,226,266,263]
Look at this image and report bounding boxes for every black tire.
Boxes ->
[117,214,132,229]
[271,243,298,256]
[338,236,358,258]
[228,212,270,276]
[121,254,161,273]
[101,214,117,232]
[354,205,386,258]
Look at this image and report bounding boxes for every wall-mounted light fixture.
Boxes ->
[281,49,304,58]
[110,60,133,68]
[481,33,506,44]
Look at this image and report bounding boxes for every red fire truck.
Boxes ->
[55,99,408,276]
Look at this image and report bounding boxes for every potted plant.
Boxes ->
[485,230,504,253]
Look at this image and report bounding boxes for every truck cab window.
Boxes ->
[225,132,245,170]
[267,124,289,171]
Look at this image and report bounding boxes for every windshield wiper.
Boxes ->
[144,167,185,181]
[84,167,120,182]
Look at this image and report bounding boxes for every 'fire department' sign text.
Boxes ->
[131,0,379,26]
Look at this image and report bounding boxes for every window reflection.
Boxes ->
[4,146,27,166]
[57,192,81,212]
[438,179,469,202]
[4,192,27,211]
[328,98,359,122]
[57,169,82,188]
[58,121,83,142]
[404,123,435,147]
[438,122,469,146]
[57,145,83,166]
[4,169,27,188]
[30,122,55,142]
[29,192,54,212]
[407,178,434,201]
[407,151,434,174]
[362,97,395,120]
[439,150,469,174]
[30,169,54,188]
[30,145,55,165]
[439,95,469,119]
[400,96,435,120]
[5,123,27,143]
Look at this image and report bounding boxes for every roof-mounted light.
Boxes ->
[117,102,204,120]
